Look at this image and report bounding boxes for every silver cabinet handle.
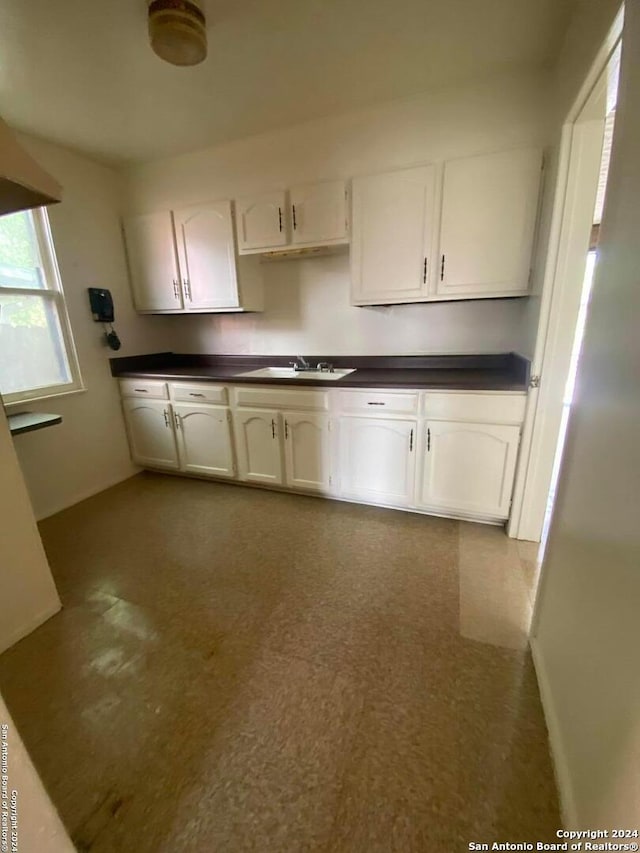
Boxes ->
[409,428,414,452]
[427,428,431,451]
[423,257,428,284]
[440,255,445,281]
[163,409,170,428]
[183,279,192,301]
[174,411,181,429]
[189,392,204,397]
[292,204,297,230]
[172,279,180,299]
[278,207,283,232]
[134,388,148,392]
[367,401,385,406]
[284,419,289,439]
[271,418,276,438]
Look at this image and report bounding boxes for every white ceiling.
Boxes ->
[0,0,575,165]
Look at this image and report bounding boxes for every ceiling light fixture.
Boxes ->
[148,0,207,67]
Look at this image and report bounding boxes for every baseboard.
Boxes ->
[530,636,579,829]
[35,470,140,521]
[0,600,62,655]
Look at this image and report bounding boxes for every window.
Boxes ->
[0,207,82,403]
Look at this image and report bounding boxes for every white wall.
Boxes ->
[125,71,553,357]
[8,136,171,519]
[533,0,640,828]
[0,410,60,652]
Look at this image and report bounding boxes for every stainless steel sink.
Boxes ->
[236,366,356,381]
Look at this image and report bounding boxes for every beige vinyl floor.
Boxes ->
[0,472,557,852]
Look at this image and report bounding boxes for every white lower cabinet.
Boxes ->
[174,404,235,478]
[122,398,179,470]
[120,381,525,524]
[282,411,331,493]
[234,408,283,485]
[417,420,520,519]
[338,416,417,506]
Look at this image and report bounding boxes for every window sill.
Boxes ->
[3,386,87,409]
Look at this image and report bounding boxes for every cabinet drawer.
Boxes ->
[170,383,228,405]
[337,390,418,415]
[421,392,526,424]
[119,379,168,399]
[234,386,328,411]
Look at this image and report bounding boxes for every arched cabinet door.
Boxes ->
[174,404,235,478]
[122,399,179,469]
[418,420,521,519]
[173,201,240,310]
[282,411,331,493]
[338,416,417,506]
[233,408,283,484]
[122,212,182,311]
[236,192,288,252]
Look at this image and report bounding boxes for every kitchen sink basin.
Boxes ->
[236,366,356,381]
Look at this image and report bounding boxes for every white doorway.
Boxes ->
[508,12,623,550]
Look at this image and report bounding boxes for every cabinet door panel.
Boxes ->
[122,399,178,469]
[236,192,287,251]
[123,212,182,311]
[339,417,416,505]
[234,408,283,484]
[290,181,347,245]
[283,412,330,492]
[351,166,435,304]
[175,404,235,478]
[174,201,240,310]
[438,148,542,296]
[418,421,520,518]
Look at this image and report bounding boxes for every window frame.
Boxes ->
[0,207,83,406]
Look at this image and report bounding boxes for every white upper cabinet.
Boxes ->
[123,212,182,311]
[437,147,542,298]
[173,201,240,310]
[123,202,262,313]
[417,420,520,519]
[351,165,436,305]
[236,191,288,252]
[290,181,348,246]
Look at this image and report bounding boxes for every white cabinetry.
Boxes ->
[350,147,542,305]
[235,192,288,252]
[118,381,526,524]
[339,416,417,507]
[122,212,181,311]
[174,404,235,478]
[282,412,331,492]
[236,181,349,254]
[417,421,520,519]
[290,181,348,246]
[122,397,179,470]
[437,147,542,298]
[351,166,436,305]
[123,201,262,313]
[234,408,283,485]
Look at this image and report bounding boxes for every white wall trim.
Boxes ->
[35,469,139,521]
[530,636,578,829]
[0,601,61,656]
[508,6,624,542]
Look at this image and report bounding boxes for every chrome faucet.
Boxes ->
[289,355,311,371]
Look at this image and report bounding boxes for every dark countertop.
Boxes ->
[110,352,530,392]
[8,411,63,435]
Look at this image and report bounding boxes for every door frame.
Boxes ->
[507,6,624,542]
